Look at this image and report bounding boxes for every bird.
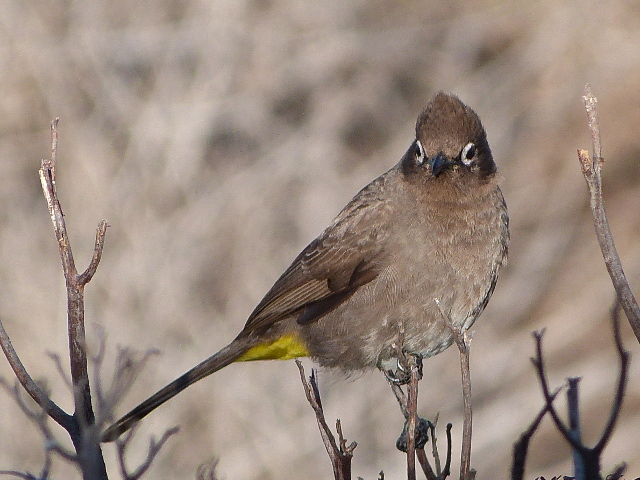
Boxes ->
[102,92,509,442]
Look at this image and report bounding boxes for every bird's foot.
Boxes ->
[383,353,423,385]
[396,417,431,452]
[383,365,411,385]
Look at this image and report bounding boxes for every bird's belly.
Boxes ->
[299,254,493,372]
[299,193,506,373]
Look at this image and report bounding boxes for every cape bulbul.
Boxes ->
[102,92,509,442]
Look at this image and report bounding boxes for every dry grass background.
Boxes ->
[1,0,640,479]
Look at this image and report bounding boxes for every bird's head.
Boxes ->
[401,92,496,182]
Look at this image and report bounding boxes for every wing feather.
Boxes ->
[241,176,392,334]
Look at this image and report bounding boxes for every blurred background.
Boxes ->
[1,0,639,478]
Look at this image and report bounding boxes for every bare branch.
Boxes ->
[35,119,109,479]
[0,470,41,479]
[530,314,628,480]
[0,320,72,430]
[196,459,220,480]
[296,360,355,480]
[416,449,437,480]
[436,298,474,480]
[49,118,59,171]
[512,86,633,480]
[442,422,453,480]
[388,380,409,419]
[39,124,77,280]
[582,85,602,161]
[530,330,584,452]
[116,425,179,480]
[46,352,73,390]
[577,85,640,342]
[406,355,420,480]
[77,221,109,285]
[511,387,562,480]
[429,415,442,477]
[94,344,161,427]
[593,301,629,453]
[455,331,473,480]
[419,419,452,480]
[567,377,584,480]
[0,378,77,463]
[389,373,452,480]
[606,463,626,480]
[39,120,93,429]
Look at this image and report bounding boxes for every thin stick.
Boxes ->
[116,425,179,480]
[531,330,584,452]
[47,352,73,390]
[0,318,72,430]
[567,377,584,480]
[593,300,629,454]
[78,220,109,285]
[436,298,473,480]
[388,379,439,480]
[39,122,89,426]
[0,378,76,462]
[406,356,420,480]
[38,119,108,479]
[296,360,355,480]
[578,85,640,342]
[429,416,442,476]
[388,381,409,419]
[416,448,438,480]
[443,422,453,479]
[511,392,558,480]
[456,332,473,480]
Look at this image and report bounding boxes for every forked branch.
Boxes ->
[0,119,110,479]
[529,307,629,480]
[296,360,356,480]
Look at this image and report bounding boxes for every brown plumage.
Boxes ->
[102,92,509,442]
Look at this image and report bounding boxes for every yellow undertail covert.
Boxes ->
[236,333,311,361]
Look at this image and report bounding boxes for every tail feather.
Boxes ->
[101,340,247,442]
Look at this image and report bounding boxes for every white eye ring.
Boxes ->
[461,142,476,166]
[415,140,426,165]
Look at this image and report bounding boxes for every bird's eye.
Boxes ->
[414,140,426,165]
[461,142,476,166]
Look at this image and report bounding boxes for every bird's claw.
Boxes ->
[383,354,423,385]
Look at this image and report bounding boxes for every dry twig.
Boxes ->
[0,120,162,480]
[90,326,161,427]
[296,360,356,480]
[437,299,474,480]
[530,310,629,480]
[577,85,640,341]
[388,371,452,480]
[196,459,220,480]
[38,119,109,435]
[453,331,473,480]
[0,320,72,431]
[511,391,558,480]
[428,418,452,480]
[0,378,76,463]
[405,355,421,480]
[116,424,180,480]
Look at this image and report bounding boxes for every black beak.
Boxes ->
[428,152,454,177]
